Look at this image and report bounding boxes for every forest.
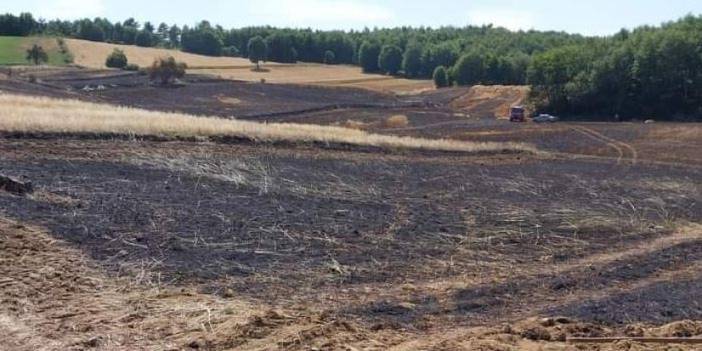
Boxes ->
[3,12,702,119]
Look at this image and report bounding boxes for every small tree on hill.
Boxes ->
[433,66,449,88]
[378,45,402,75]
[148,56,187,85]
[324,50,335,64]
[26,44,48,65]
[247,36,267,71]
[105,48,128,69]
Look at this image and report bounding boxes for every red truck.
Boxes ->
[509,106,526,122]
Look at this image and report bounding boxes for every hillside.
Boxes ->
[0,36,71,65]
[65,38,257,68]
[64,38,432,93]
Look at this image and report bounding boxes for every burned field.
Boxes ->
[3,139,702,350]
[2,68,702,350]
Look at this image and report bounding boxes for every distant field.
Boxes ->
[0,36,70,66]
[64,38,259,68]
[65,38,433,93]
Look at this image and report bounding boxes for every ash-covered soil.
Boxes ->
[2,66,702,350]
[1,139,701,350]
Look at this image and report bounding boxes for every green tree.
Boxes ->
[148,56,187,85]
[180,27,223,56]
[247,36,267,70]
[168,25,181,48]
[324,50,335,64]
[433,66,449,88]
[402,43,423,78]
[453,52,485,86]
[265,32,296,63]
[25,44,48,65]
[358,41,381,72]
[135,30,153,47]
[105,48,128,68]
[378,45,402,75]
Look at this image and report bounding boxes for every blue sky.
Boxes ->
[4,0,702,35]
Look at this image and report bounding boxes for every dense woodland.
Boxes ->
[3,12,702,119]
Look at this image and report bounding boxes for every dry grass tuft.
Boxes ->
[0,94,534,154]
[384,114,410,128]
[342,119,369,130]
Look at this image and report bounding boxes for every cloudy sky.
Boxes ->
[4,0,702,35]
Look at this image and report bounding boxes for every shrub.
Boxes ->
[358,41,381,72]
[25,44,48,65]
[221,46,240,57]
[378,45,402,75]
[433,66,449,88]
[124,63,139,71]
[323,50,335,64]
[105,48,128,69]
[148,56,187,85]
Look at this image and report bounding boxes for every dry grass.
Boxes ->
[65,38,259,68]
[384,115,410,128]
[196,64,433,93]
[0,94,534,154]
[63,38,431,93]
[342,119,370,130]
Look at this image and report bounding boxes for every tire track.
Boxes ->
[571,125,638,165]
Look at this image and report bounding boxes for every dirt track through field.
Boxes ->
[571,125,638,165]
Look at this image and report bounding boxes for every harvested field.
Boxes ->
[65,38,258,68]
[64,38,432,93]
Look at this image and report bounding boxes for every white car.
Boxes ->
[533,114,559,123]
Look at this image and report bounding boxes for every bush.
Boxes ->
[148,56,186,85]
[358,41,381,72]
[323,50,335,64]
[221,46,240,57]
[124,63,139,71]
[378,45,402,75]
[25,44,48,65]
[433,66,449,88]
[105,48,128,69]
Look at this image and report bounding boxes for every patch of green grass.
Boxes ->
[0,36,72,66]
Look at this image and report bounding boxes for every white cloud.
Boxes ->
[254,0,396,28]
[35,0,106,20]
[468,8,536,31]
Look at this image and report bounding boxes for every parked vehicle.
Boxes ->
[509,106,526,122]
[533,113,559,123]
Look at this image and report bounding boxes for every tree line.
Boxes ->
[5,12,702,119]
[528,15,702,119]
[0,12,581,83]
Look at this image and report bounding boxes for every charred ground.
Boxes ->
[1,67,702,350]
